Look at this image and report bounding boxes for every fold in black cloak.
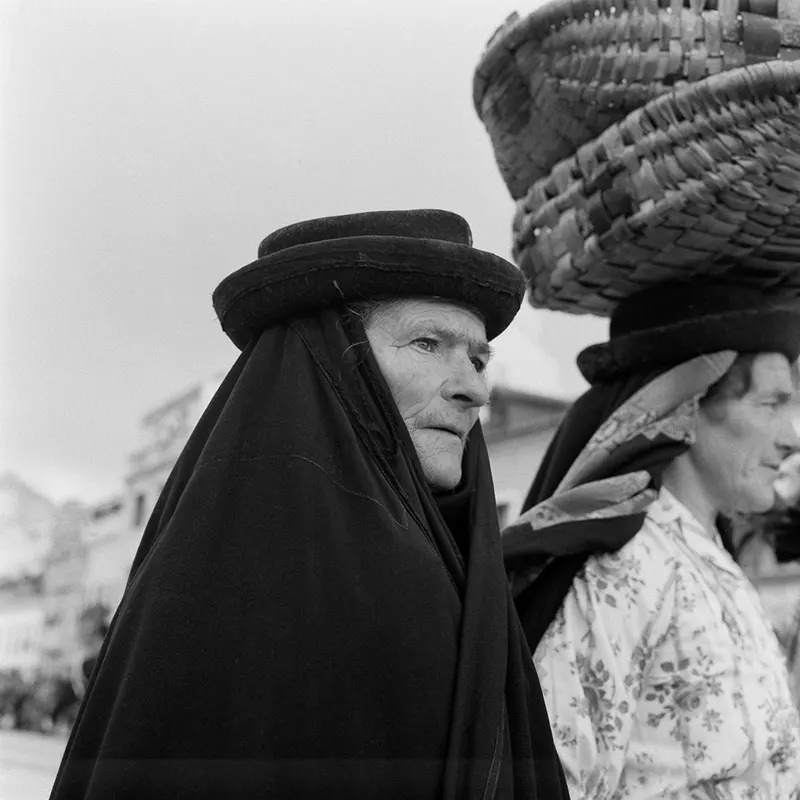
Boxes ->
[50,310,567,799]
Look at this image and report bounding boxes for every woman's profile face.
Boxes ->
[692,352,799,515]
[364,298,491,490]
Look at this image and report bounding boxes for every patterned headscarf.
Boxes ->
[503,351,737,650]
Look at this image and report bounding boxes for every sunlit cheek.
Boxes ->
[410,432,465,488]
[738,455,777,510]
[386,361,439,420]
[384,379,424,419]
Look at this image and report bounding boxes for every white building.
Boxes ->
[0,592,45,676]
[0,475,59,674]
[0,473,58,580]
[482,387,570,525]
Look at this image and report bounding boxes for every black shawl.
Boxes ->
[50,310,567,799]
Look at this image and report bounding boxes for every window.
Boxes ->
[495,491,521,532]
[133,493,147,527]
[497,501,512,529]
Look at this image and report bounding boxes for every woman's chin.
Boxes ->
[421,459,463,492]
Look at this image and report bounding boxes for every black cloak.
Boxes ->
[50,309,567,799]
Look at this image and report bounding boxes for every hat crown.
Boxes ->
[258,209,473,259]
[214,208,523,349]
[610,283,800,339]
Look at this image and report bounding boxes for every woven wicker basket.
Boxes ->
[475,0,800,199]
[512,60,800,314]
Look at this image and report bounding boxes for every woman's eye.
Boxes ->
[471,357,488,373]
[413,337,438,352]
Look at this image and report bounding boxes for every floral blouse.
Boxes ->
[534,488,800,799]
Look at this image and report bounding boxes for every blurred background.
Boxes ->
[1,1,799,796]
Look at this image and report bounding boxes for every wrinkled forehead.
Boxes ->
[370,296,488,345]
[750,352,800,394]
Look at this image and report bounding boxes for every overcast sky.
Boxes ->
[0,0,607,504]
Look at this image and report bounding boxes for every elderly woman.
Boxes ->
[49,210,568,800]
[504,283,800,797]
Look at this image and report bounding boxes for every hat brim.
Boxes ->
[513,61,800,316]
[213,236,524,348]
[577,306,800,384]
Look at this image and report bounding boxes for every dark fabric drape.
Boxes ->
[50,309,567,800]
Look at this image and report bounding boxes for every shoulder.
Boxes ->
[536,493,681,664]
[537,491,688,662]
[578,498,680,614]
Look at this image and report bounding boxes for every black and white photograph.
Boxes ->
[3,0,800,797]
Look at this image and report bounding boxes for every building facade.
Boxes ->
[482,387,570,525]
[78,375,225,618]
[0,584,45,676]
[0,475,58,677]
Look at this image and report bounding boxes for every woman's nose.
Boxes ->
[777,415,800,460]
[442,357,491,408]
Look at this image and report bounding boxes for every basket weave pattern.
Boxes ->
[513,61,800,315]
[475,0,800,198]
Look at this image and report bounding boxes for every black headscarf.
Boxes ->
[50,309,567,799]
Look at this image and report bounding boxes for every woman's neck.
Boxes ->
[661,455,720,534]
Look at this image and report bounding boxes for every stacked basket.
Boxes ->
[474,0,800,315]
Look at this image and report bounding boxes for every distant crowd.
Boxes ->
[1,602,108,736]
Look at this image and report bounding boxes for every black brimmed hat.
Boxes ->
[577,282,800,383]
[213,209,525,349]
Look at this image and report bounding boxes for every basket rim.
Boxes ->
[473,0,794,115]
[513,60,800,315]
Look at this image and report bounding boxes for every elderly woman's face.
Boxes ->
[364,298,491,490]
[692,352,799,515]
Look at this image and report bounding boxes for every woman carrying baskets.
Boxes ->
[475,1,800,795]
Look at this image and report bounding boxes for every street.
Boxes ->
[0,729,65,800]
